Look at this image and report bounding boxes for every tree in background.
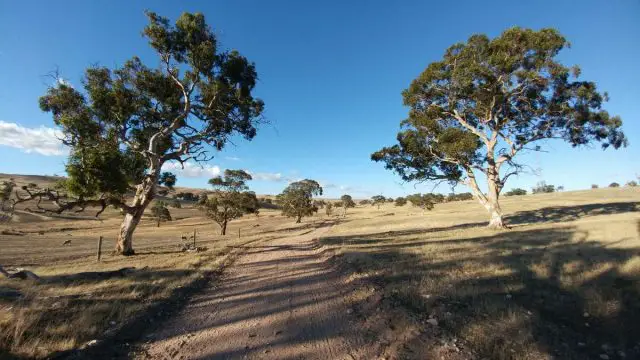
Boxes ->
[340,194,356,216]
[19,12,263,255]
[406,193,435,213]
[158,172,177,189]
[176,192,198,202]
[371,195,386,209]
[446,192,474,202]
[359,199,371,206]
[372,28,626,229]
[395,197,407,206]
[626,181,638,187]
[609,182,620,188]
[532,181,555,194]
[199,170,258,235]
[504,188,527,196]
[591,184,599,189]
[151,201,171,227]
[0,180,16,222]
[325,202,333,217]
[170,199,182,208]
[277,180,323,223]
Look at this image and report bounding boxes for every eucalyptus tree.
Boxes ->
[23,12,263,254]
[277,180,323,223]
[340,194,356,216]
[371,195,386,209]
[199,170,259,235]
[372,27,625,228]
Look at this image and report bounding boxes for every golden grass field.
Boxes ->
[1,176,639,359]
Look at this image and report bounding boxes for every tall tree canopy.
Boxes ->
[372,27,626,228]
[199,169,259,235]
[24,11,263,254]
[276,180,323,223]
[371,195,386,209]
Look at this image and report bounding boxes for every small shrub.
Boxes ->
[626,180,637,187]
[609,182,620,188]
[591,184,599,189]
[504,188,527,196]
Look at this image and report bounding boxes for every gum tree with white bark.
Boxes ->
[24,11,263,254]
[372,28,626,229]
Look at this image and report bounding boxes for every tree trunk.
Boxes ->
[466,170,507,230]
[296,215,302,223]
[115,206,146,256]
[115,171,158,255]
[221,221,227,235]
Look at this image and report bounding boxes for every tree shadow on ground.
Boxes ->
[323,225,640,359]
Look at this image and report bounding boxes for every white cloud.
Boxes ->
[162,161,221,178]
[250,172,283,182]
[225,156,241,161]
[0,121,67,156]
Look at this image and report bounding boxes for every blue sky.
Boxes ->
[0,0,638,198]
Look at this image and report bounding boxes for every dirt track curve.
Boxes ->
[136,222,374,360]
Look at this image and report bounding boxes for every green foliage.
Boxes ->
[340,195,356,209]
[395,197,407,206]
[504,188,527,196]
[276,179,323,222]
[0,180,14,203]
[325,202,333,216]
[158,172,177,189]
[176,192,198,201]
[334,201,343,208]
[359,199,371,205]
[151,201,172,224]
[200,169,258,234]
[609,182,620,188]
[406,193,435,211]
[170,199,182,208]
[626,181,638,187]
[38,11,263,205]
[371,195,386,208]
[532,181,555,194]
[446,192,474,201]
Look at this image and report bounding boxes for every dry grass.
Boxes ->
[0,202,315,359]
[322,187,640,359]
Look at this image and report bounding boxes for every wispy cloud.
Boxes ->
[249,172,283,182]
[162,161,221,178]
[225,156,241,161]
[0,121,67,156]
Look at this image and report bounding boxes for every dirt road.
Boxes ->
[136,223,374,360]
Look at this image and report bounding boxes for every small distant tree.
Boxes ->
[406,193,435,213]
[504,188,527,196]
[158,172,177,189]
[334,201,343,208]
[557,186,565,192]
[371,195,386,209]
[395,197,407,206]
[609,182,620,188]
[446,192,474,202]
[532,181,555,194]
[170,199,182,208]
[340,194,356,216]
[626,181,638,187]
[372,28,626,229]
[200,170,259,235]
[151,201,171,227]
[591,184,599,189]
[359,199,371,206]
[313,200,326,209]
[325,202,333,217]
[277,179,323,223]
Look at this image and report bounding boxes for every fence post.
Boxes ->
[238,227,241,239]
[96,236,103,262]
[193,228,196,248]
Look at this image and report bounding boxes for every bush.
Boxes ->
[446,192,474,202]
[626,181,637,187]
[532,181,555,194]
[170,199,182,208]
[395,197,407,206]
[609,182,620,188]
[591,184,599,189]
[359,199,371,205]
[504,188,527,196]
